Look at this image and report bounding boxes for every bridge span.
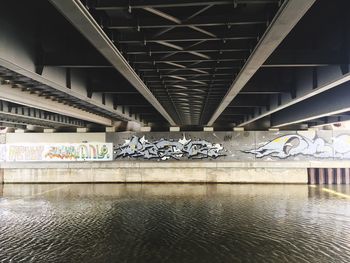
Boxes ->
[0,0,350,184]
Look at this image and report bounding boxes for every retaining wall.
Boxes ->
[1,130,350,184]
[1,162,309,184]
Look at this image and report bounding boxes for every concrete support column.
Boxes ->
[106,126,116,132]
[44,128,56,133]
[140,126,151,132]
[169,126,180,132]
[76,127,89,133]
[0,168,3,186]
[308,168,316,184]
[318,169,325,184]
[203,127,214,132]
[14,129,26,133]
[345,169,350,184]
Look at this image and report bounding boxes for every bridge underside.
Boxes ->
[0,0,349,131]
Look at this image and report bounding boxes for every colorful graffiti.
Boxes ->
[45,144,111,161]
[114,135,225,160]
[4,143,113,162]
[7,145,45,161]
[245,133,350,159]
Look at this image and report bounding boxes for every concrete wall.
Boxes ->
[2,130,350,184]
[4,130,350,161]
[0,134,5,144]
[1,162,308,184]
[108,130,350,161]
[1,184,309,199]
[5,132,106,143]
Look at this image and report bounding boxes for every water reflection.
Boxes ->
[0,184,350,263]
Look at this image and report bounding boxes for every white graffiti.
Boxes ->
[245,134,350,159]
[114,135,225,160]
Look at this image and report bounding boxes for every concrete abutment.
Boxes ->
[1,130,350,184]
[1,163,308,184]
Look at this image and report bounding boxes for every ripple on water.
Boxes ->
[0,184,350,263]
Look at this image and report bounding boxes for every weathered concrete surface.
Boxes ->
[2,167,307,184]
[0,161,325,183]
[4,159,350,183]
[5,132,106,143]
[1,184,309,199]
[0,168,3,184]
[0,134,5,144]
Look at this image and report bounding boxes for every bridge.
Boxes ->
[1,0,350,184]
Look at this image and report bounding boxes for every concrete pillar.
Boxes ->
[203,127,214,132]
[106,126,116,132]
[336,168,342,184]
[170,126,180,132]
[233,127,244,131]
[126,121,141,132]
[44,128,56,133]
[345,169,350,184]
[0,168,3,185]
[140,126,151,132]
[326,168,333,184]
[76,127,89,133]
[318,168,325,184]
[15,129,26,133]
[308,168,316,185]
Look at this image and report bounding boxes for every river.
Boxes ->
[0,184,350,262]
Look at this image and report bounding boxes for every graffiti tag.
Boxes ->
[245,134,350,159]
[114,135,225,160]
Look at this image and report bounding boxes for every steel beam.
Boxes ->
[0,84,111,126]
[50,0,176,126]
[239,72,350,127]
[109,19,266,30]
[262,50,346,68]
[271,82,350,127]
[118,36,257,44]
[42,49,340,68]
[0,61,135,123]
[94,0,279,10]
[206,0,316,126]
[127,48,249,55]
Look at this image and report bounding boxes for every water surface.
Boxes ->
[0,184,350,262]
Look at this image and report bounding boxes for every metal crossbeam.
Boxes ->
[118,35,257,43]
[50,0,176,126]
[207,0,316,126]
[109,19,266,29]
[95,0,279,10]
[271,82,350,127]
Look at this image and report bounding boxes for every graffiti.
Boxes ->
[4,143,113,162]
[114,135,225,160]
[8,145,45,161]
[245,133,350,159]
[45,144,111,161]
